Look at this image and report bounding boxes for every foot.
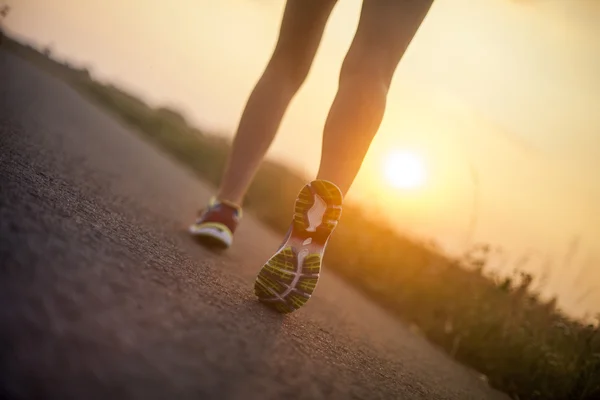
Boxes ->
[189,198,242,249]
[254,179,343,314]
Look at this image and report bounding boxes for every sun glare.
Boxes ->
[383,150,427,190]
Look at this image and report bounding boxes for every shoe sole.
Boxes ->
[254,180,343,314]
[189,223,233,249]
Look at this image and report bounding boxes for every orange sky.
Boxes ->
[4,0,599,318]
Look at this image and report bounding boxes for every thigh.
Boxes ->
[345,0,434,82]
[270,0,338,71]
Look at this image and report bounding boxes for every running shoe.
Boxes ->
[189,197,242,249]
[254,179,343,313]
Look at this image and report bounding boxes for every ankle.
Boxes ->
[214,191,243,208]
[212,196,243,216]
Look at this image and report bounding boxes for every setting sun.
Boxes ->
[383,150,427,190]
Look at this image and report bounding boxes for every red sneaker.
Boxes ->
[189,198,242,249]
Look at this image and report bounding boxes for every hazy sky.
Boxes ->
[4,0,599,317]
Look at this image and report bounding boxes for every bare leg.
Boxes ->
[317,0,434,195]
[217,0,338,205]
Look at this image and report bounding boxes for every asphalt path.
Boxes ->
[0,50,508,400]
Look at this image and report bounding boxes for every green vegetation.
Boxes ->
[4,37,599,400]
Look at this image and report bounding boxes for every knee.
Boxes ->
[339,48,397,93]
[264,46,314,91]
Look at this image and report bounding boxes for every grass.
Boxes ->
[3,36,599,400]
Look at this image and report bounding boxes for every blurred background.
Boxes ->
[2,0,599,318]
